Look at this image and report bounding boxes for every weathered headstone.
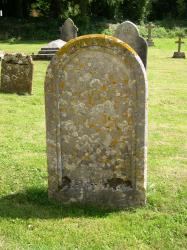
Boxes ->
[146,22,155,46]
[173,37,186,59]
[60,18,78,42]
[0,53,33,94]
[45,34,148,208]
[32,39,66,60]
[114,21,147,68]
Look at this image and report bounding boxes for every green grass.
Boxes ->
[0,39,187,250]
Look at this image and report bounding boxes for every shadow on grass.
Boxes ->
[0,187,135,219]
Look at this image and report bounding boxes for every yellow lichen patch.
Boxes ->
[101,85,107,91]
[61,81,65,89]
[111,138,119,147]
[88,123,96,129]
[123,78,129,84]
[88,95,94,106]
[108,74,117,85]
[79,63,85,69]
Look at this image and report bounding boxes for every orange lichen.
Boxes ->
[111,139,119,147]
[101,85,107,91]
[61,81,65,89]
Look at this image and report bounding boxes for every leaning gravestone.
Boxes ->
[114,21,147,68]
[60,18,78,42]
[0,53,33,94]
[45,34,148,208]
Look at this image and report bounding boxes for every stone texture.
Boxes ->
[45,34,148,208]
[0,53,33,94]
[60,18,78,42]
[114,21,147,68]
[32,39,67,61]
[0,51,4,60]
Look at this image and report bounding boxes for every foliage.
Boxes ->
[0,18,187,40]
[1,0,187,23]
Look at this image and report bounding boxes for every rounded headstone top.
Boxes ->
[56,34,138,58]
[115,21,140,38]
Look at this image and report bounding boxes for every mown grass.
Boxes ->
[0,39,187,250]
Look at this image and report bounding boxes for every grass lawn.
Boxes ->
[0,38,187,250]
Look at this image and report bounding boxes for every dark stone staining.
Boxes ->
[106,178,132,189]
[60,176,71,189]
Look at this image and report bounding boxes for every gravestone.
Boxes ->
[45,34,148,208]
[0,53,33,94]
[114,21,147,68]
[173,37,186,59]
[60,18,78,42]
[32,39,66,60]
[146,22,155,46]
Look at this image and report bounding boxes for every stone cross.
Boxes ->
[173,37,186,58]
[60,18,78,42]
[114,21,148,68]
[176,37,184,52]
[146,22,155,46]
[45,34,148,208]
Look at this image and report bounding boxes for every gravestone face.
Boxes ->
[0,53,33,94]
[45,34,148,208]
[60,18,78,42]
[114,21,147,68]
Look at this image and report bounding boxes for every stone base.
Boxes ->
[173,52,186,59]
[147,39,154,46]
[32,39,66,61]
[49,187,146,209]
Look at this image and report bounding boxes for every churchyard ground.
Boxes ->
[0,38,187,249]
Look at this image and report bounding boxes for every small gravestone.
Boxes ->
[146,22,155,46]
[32,39,66,60]
[45,34,148,208]
[60,18,78,42]
[114,21,147,68]
[0,53,33,94]
[173,37,186,59]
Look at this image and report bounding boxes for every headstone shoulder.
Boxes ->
[114,21,148,69]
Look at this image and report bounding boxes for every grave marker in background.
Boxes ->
[146,22,155,46]
[0,53,33,94]
[60,18,78,42]
[45,34,148,208]
[173,37,186,59]
[114,21,147,68]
